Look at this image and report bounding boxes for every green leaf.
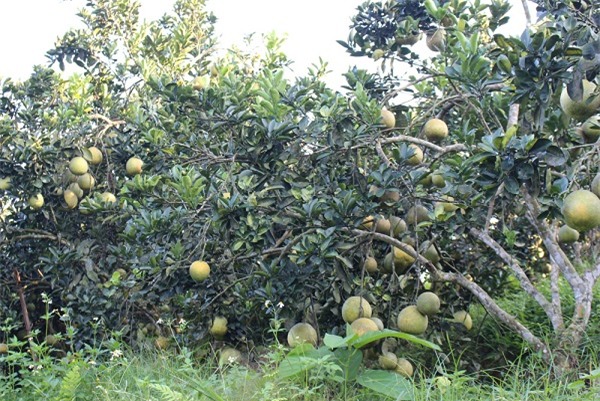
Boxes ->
[356,369,414,400]
[348,329,441,351]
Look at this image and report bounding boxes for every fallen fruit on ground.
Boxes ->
[155,336,169,350]
[370,316,384,331]
[397,305,428,335]
[0,343,8,354]
[341,296,372,323]
[219,347,242,366]
[287,322,318,347]
[395,358,414,377]
[378,352,398,370]
[561,189,600,232]
[189,260,210,282]
[416,292,441,316]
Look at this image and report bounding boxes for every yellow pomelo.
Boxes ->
[192,75,210,91]
[392,244,416,271]
[397,305,428,335]
[592,173,600,198]
[422,243,440,264]
[63,190,78,209]
[350,317,380,338]
[67,182,84,199]
[372,49,385,61]
[382,252,394,274]
[155,336,170,350]
[423,118,448,141]
[28,194,44,210]
[379,352,398,370]
[287,322,318,347]
[86,146,103,165]
[341,296,372,323]
[581,115,600,143]
[416,292,441,316]
[0,343,7,354]
[389,216,407,237]
[381,107,396,128]
[407,144,424,165]
[189,261,210,282]
[557,225,579,244]
[431,174,446,188]
[77,173,95,190]
[561,189,600,232]
[560,80,600,121]
[395,358,414,377]
[210,316,228,339]
[453,310,473,330]
[69,157,89,175]
[0,177,11,190]
[126,157,143,176]
[426,29,445,52]
[219,347,242,366]
[370,316,384,331]
[375,218,391,234]
[100,192,117,204]
[361,215,375,230]
[406,205,430,225]
[380,190,400,204]
[363,256,379,274]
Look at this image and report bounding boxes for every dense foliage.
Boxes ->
[1,0,600,380]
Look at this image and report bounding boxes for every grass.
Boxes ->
[2,344,598,401]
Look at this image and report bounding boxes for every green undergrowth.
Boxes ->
[2,345,598,401]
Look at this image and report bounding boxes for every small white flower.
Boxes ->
[264,300,272,308]
[110,349,123,360]
[277,302,284,309]
[156,318,164,325]
[88,360,97,365]
[178,318,186,325]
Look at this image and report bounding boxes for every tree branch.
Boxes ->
[521,189,582,290]
[469,227,558,327]
[351,228,551,358]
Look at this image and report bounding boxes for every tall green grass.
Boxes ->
[2,346,598,401]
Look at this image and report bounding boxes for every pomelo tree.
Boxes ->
[0,0,598,377]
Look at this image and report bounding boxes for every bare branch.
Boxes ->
[520,0,532,27]
[378,135,468,154]
[469,228,557,323]
[375,140,396,169]
[521,189,582,289]
[507,103,520,129]
[484,183,504,233]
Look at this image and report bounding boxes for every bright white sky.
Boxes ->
[0,0,535,89]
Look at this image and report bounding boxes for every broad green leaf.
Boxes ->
[356,369,414,400]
